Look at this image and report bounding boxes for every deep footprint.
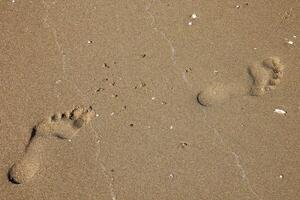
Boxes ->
[8,106,95,184]
[197,57,285,106]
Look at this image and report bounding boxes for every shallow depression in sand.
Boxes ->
[197,57,286,107]
[8,106,95,184]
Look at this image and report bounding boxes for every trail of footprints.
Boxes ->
[197,57,285,106]
[8,106,95,184]
[8,57,285,184]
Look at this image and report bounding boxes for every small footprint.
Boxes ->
[8,106,95,184]
[197,57,285,106]
[249,57,284,96]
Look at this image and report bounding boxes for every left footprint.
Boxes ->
[8,106,95,184]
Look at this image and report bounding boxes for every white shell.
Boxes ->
[274,109,287,115]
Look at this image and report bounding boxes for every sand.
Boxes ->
[0,0,299,199]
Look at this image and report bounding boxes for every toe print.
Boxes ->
[8,106,95,184]
[263,57,285,72]
[35,106,95,139]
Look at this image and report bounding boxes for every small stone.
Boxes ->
[191,13,197,19]
[96,88,104,92]
[279,174,284,179]
[179,142,188,148]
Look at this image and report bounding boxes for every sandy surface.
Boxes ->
[0,0,299,199]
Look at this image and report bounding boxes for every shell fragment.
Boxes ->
[274,108,287,115]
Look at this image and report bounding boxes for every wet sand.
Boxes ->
[0,0,299,199]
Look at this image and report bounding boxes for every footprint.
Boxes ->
[249,57,284,96]
[197,57,285,106]
[8,106,95,184]
[196,83,235,107]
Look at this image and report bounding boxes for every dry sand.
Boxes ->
[0,0,300,199]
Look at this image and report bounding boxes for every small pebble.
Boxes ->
[191,13,197,19]
[188,21,193,26]
[279,174,284,179]
[180,142,188,148]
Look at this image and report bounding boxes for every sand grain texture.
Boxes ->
[0,0,299,200]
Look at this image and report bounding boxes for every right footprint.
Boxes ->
[197,57,285,107]
[248,56,285,96]
[8,106,95,184]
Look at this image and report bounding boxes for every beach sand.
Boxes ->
[0,0,299,199]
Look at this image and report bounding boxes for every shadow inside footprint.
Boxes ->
[7,167,20,184]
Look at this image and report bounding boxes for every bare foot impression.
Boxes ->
[248,57,284,96]
[197,57,285,107]
[8,106,95,184]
